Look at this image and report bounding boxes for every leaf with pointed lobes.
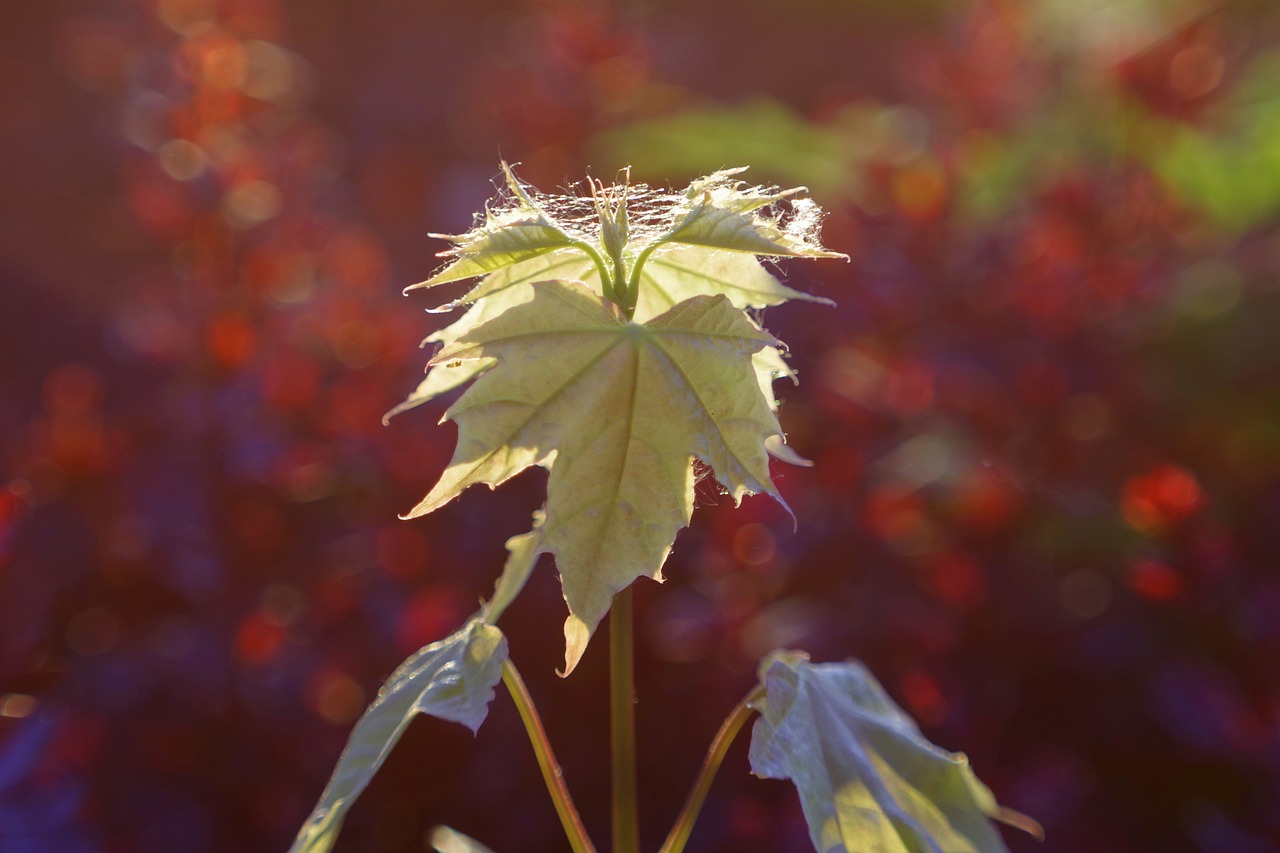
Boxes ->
[749,652,1042,853]
[407,219,581,291]
[634,245,833,321]
[406,164,585,292]
[402,280,789,674]
[660,170,849,260]
[289,619,507,853]
[387,252,605,423]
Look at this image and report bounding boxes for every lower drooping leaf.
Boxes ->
[749,652,1017,853]
[403,281,787,674]
[430,826,498,853]
[288,619,507,853]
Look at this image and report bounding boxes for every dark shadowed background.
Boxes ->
[2,1,1280,851]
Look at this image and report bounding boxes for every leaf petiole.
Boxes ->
[569,238,618,303]
[610,586,640,853]
[621,240,663,318]
[658,684,765,853]
[502,660,597,853]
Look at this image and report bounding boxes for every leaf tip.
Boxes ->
[399,495,440,520]
[994,806,1045,842]
[558,614,593,677]
[765,434,812,467]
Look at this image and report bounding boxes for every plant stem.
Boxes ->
[610,586,639,853]
[658,685,765,853]
[572,239,618,304]
[621,241,662,317]
[502,660,597,853]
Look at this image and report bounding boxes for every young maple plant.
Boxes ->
[290,165,1040,853]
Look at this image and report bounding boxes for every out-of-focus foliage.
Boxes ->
[1152,52,1280,230]
[592,101,863,197]
[2,0,1279,850]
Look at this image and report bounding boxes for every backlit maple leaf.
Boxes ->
[404,280,784,672]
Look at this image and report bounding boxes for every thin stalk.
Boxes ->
[658,685,765,853]
[609,250,628,312]
[610,586,639,853]
[571,239,617,304]
[502,660,597,853]
[621,240,663,317]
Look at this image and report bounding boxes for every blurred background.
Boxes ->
[2,0,1280,850]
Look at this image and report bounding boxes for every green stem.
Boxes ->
[621,241,663,318]
[610,586,639,853]
[609,250,629,312]
[658,685,764,853]
[502,660,598,853]
[572,239,617,304]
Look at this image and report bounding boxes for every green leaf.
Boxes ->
[383,357,493,423]
[288,619,508,853]
[403,280,786,674]
[633,247,814,459]
[411,221,580,289]
[406,165,587,292]
[446,250,599,312]
[635,246,832,321]
[482,510,545,624]
[749,652,1026,853]
[386,245,821,423]
[429,826,498,853]
[386,253,604,422]
[659,171,847,259]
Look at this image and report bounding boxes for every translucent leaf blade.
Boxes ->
[659,171,847,260]
[289,620,507,853]
[664,200,843,258]
[635,246,832,322]
[442,251,597,311]
[383,358,494,424]
[430,826,497,853]
[406,163,588,292]
[409,221,580,289]
[401,281,627,519]
[387,262,574,421]
[749,652,1019,853]
[400,281,786,673]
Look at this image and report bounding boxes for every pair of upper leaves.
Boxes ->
[290,525,1029,853]
[389,164,842,674]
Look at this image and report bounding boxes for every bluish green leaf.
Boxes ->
[749,652,1031,853]
[289,619,507,853]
